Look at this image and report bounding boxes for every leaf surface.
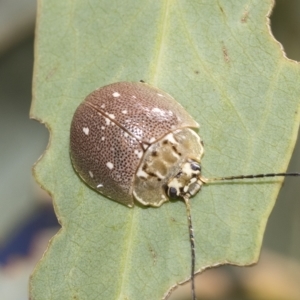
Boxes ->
[30,0,300,299]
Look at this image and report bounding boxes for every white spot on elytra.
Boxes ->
[152,107,170,117]
[152,107,161,113]
[101,136,105,141]
[105,118,110,125]
[101,104,105,108]
[106,162,114,170]
[132,95,137,99]
[101,126,105,130]
[89,171,93,178]
[83,127,89,135]
[122,110,127,114]
[113,92,120,97]
[124,132,129,138]
[157,93,164,97]
[108,113,115,119]
[97,184,103,188]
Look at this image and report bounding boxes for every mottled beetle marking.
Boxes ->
[136,168,148,179]
[152,151,158,156]
[134,149,143,159]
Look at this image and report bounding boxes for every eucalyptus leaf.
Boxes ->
[30,0,300,299]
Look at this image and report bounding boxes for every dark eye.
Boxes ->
[191,162,201,171]
[168,187,178,198]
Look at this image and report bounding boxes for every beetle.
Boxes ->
[70,81,205,208]
[70,81,300,300]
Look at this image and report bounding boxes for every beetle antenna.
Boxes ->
[200,172,300,183]
[183,195,197,300]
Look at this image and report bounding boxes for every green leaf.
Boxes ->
[30,0,300,299]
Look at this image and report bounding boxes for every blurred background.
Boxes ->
[0,0,299,299]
